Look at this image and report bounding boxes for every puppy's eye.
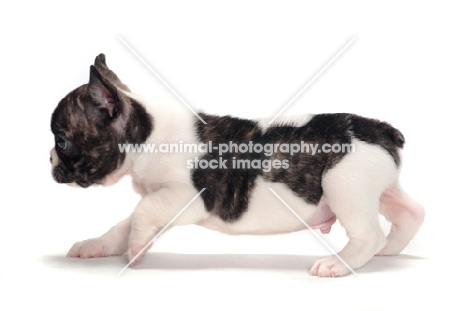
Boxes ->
[57,137,68,151]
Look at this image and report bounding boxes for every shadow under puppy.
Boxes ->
[50,54,425,277]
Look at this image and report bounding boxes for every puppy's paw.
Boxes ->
[310,256,352,277]
[67,238,114,259]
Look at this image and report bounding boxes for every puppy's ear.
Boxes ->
[88,65,120,118]
[93,53,130,92]
[94,53,108,68]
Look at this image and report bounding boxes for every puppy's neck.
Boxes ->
[124,92,199,146]
[101,155,133,186]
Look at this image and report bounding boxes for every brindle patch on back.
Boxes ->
[192,113,405,222]
[191,113,264,222]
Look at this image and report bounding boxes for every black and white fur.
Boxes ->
[50,54,425,277]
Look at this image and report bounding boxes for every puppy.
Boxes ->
[50,54,424,277]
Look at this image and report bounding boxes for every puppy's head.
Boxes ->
[50,54,134,187]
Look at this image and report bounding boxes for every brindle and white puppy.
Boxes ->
[50,54,424,277]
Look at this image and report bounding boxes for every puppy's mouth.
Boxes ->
[74,179,102,188]
[51,148,103,188]
[51,161,101,188]
[52,167,100,188]
[52,164,75,184]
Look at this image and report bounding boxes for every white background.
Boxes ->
[1,1,467,310]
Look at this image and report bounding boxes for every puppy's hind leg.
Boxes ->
[377,185,425,256]
[67,216,131,258]
[310,141,398,277]
[310,176,386,277]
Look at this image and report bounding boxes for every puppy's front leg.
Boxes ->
[67,216,131,258]
[127,183,207,266]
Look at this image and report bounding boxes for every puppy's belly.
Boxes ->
[198,178,336,235]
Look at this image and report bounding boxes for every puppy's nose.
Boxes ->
[50,156,52,164]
